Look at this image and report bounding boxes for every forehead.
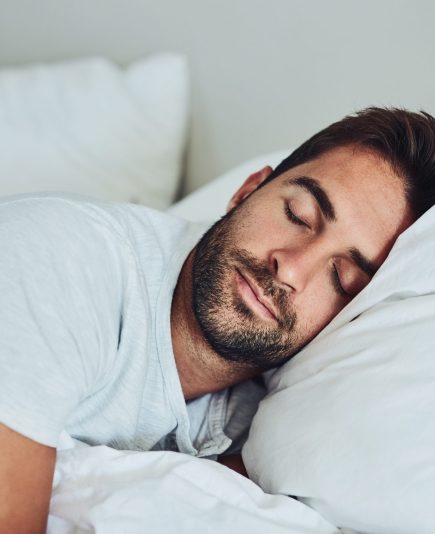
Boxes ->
[281,146,400,192]
[272,146,414,265]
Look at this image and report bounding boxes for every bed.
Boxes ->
[1,55,435,534]
[45,149,435,533]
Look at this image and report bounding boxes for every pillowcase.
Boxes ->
[0,54,189,209]
[242,206,435,534]
[168,149,290,221]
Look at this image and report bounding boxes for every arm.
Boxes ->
[0,423,56,534]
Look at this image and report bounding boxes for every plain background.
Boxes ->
[1,0,434,195]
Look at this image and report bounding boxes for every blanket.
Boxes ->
[48,434,342,533]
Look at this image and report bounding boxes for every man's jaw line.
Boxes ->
[171,250,261,400]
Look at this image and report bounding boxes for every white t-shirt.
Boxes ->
[0,193,265,456]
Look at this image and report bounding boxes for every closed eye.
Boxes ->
[331,264,350,298]
[284,205,310,228]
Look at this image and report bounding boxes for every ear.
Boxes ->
[226,166,274,212]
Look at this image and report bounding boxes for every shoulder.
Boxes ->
[0,193,134,320]
[0,192,129,237]
[0,192,206,294]
[0,191,193,244]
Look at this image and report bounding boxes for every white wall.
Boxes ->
[1,0,434,194]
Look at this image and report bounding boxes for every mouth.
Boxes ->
[235,269,278,321]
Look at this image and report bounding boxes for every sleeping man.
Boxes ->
[1,107,435,533]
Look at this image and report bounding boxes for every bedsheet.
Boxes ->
[48,434,342,534]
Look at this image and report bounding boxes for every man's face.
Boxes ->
[192,146,414,370]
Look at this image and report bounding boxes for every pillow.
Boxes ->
[168,149,290,221]
[0,54,189,209]
[242,206,435,534]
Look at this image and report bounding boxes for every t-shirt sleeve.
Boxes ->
[0,196,124,447]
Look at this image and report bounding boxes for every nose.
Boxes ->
[270,245,325,293]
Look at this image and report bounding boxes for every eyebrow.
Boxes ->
[349,247,377,278]
[287,176,336,222]
[286,175,378,279]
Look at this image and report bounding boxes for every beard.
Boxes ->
[192,204,300,371]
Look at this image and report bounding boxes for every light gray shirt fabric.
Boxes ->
[0,193,265,457]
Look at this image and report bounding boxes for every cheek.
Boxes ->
[232,202,295,255]
[296,285,342,340]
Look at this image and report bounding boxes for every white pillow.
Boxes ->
[243,206,435,534]
[0,54,189,209]
[169,149,290,221]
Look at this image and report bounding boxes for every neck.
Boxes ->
[171,250,257,400]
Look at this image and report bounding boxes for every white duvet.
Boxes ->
[48,434,341,534]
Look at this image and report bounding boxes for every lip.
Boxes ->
[236,269,278,321]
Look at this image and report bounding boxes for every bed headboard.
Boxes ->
[1,0,434,196]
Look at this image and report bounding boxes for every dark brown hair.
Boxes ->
[263,107,435,218]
